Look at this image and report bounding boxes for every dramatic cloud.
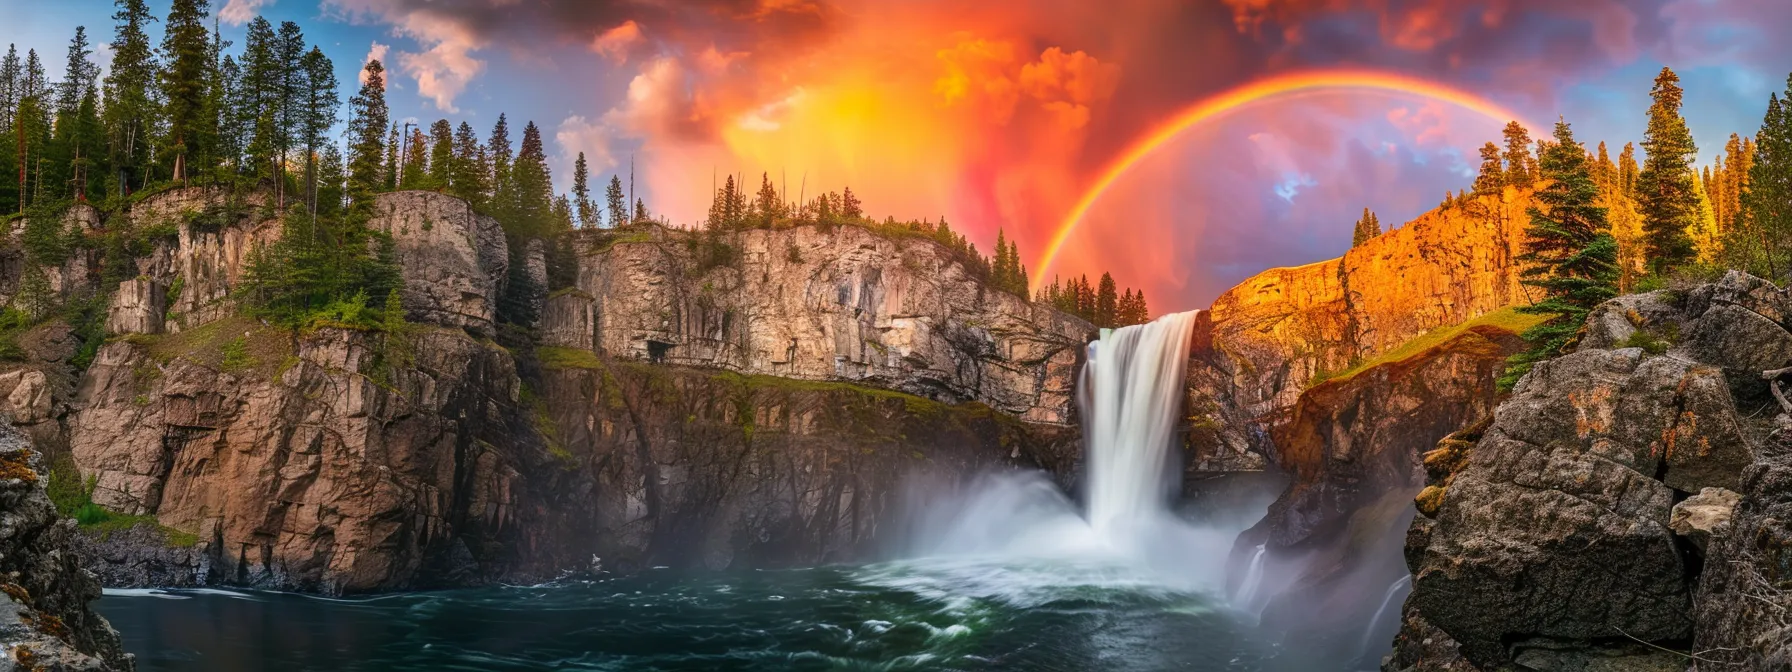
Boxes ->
[589,20,643,63]
[219,0,274,26]
[315,0,1779,310]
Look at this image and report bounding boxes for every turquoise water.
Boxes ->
[99,558,1277,671]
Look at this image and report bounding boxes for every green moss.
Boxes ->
[219,337,253,372]
[48,464,198,548]
[1324,306,1555,386]
[1619,322,1679,355]
[537,346,603,370]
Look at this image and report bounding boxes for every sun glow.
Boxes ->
[1031,69,1541,290]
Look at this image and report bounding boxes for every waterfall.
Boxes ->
[1232,544,1267,608]
[903,310,1231,590]
[1357,575,1412,665]
[1081,311,1201,539]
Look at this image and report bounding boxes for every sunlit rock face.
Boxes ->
[1390,272,1786,671]
[558,225,1093,425]
[1182,188,1537,474]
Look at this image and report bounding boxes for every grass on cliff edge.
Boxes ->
[45,457,199,548]
[1318,306,1554,386]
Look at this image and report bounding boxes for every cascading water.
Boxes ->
[1356,575,1413,665]
[1082,312,1202,540]
[1233,544,1268,609]
[903,312,1229,586]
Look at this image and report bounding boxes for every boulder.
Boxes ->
[1668,487,1739,552]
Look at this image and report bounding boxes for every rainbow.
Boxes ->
[1032,69,1539,290]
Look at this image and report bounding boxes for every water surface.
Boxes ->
[101,558,1276,671]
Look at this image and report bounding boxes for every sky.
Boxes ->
[4,0,1790,313]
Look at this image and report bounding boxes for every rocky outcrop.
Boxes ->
[1229,317,1525,652]
[67,323,528,594]
[1388,272,1783,670]
[1186,189,1536,471]
[103,279,164,336]
[0,427,131,672]
[561,225,1092,424]
[370,191,508,337]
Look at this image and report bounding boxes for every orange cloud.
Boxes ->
[589,20,643,62]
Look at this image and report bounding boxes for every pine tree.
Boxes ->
[1619,142,1639,196]
[1594,142,1614,186]
[315,142,344,219]
[1351,207,1381,247]
[753,172,781,226]
[0,46,18,214]
[633,197,647,224]
[571,152,592,228]
[274,21,305,204]
[383,122,399,191]
[298,47,337,214]
[1095,272,1119,328]
[344,59,388,219]
[160,0,212,181]
[400,126,428,189]
[842,186,863,219]
[511,121,554,237]
[1502,121,1534,187]
[105,0,159,197]
[1744,76,1792,279]
[1502,118,1619,388]
[449,121,484,206]
[1691,169,1720,262]
[427,120,453,191]
[487,114,513,218]
[239,17,280,183]
[606,175,626,228]
[1473,141,1504,195]
[1637,67,1700,275]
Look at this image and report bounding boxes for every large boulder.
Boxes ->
[1393,274,1786,669]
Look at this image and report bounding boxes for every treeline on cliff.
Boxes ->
[1341,67,1792,388]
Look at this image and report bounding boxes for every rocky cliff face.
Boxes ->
[559,225,1092,425]
[13,188,1086,594]
[1387,272,1787,670]
[1185,189,1536,473]
[0,425,131,672]
[1229,317,1525,657]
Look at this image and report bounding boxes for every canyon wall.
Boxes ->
[1184,188,1535,474]
[557,225,1091,424]
[7,188,1087,594]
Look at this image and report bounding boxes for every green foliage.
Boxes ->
[1501,119,1621,390]
[0,308,32,362]
[238,211,402,330]
[47,467,197,548]
[1350,208,1382,247]
[219,336,252,371]
[1619,323,1679,355]
[1637,68,1701,275]
[21,201,73,265]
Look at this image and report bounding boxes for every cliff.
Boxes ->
[554,224,1091,424]
[1226,308,1531,658]
[0,187,1087,594]
[1387,272,1788,670]
[0,425,131,672]
[1184,188,1535,473]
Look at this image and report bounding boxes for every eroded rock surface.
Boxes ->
[1390,271,1783,670]
[0,429,131,671]
[563,225,1091,424]
[370,191,509,337]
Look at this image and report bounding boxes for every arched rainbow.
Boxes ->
[1032,69,1540,290]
